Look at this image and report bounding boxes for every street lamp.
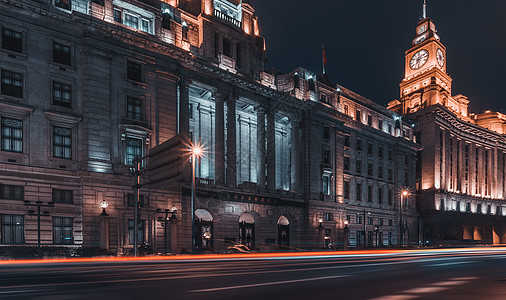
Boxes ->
[156,205,178,255]
[190,145,202,253]
[400,189,410,247]
[24,200,54,256]
[358,210,370,247]
[99,200,109,217]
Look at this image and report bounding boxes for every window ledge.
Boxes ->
[125,79,146,88]
[49,62,76,72]
[0,49,28,60]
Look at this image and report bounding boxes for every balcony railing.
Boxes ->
[214,10,242,28]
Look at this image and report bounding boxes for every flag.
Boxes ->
[322,44,327,75]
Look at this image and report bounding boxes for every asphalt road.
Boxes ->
[1,248,506,300]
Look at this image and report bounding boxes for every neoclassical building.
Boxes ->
[388,12,506,244]
[0,0,418,254]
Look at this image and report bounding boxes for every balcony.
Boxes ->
[218,53,237,74]
[214,10,242,28]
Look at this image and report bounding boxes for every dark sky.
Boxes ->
[252,0,506,113]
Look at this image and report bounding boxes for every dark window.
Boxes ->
[388,124,392,134]
[127,97,142,120]
[487,205,491,214]
[368,217,374,225]
[378,187,383,204]
[356,183,362,201]
[214,33,219,58]
[388,169,393,181]
[344,156,350,171]
[466,203,471,213]
[236,43,242,68]
[440,199,445,211]
[477,204,482,214]
[53,42,71,66]
[1,117,23,153]
[53,126,72,159]
[189,103,194,119]
[356,139,362,151]
[367,163,373,176]
[496,206,501,215]
[1,69,23,98]
[378,165,383,179]
[388,149,393,161]
[126,137,143,165]
[356,160,362,174]
[457,201,461,211]
[355,110,361,122]
[379,218,384,226]
[379,145,384,158]
[162,13,171,29]
[127,194,145,207]
[55,0,71,10]
[368,185,373,202]
[182,23,189,40]
[0,184,24,200]
[388,189,393,205]
[114,8,122,23]
[367,115,372,126]
[344,135,350,147]
[127,61,142,82]
[128,219,145,245]
[323,126,331,140]
[324,212,333,221]
[388,219,393,226]
[52,82,72,108]
[2,28,22,53]
[356,216,362,224]
[378,119,383,131]
[323,149,331,165]
[1,215,24,244]
[223,38,231,57]
[343,181,350,199]
[52,189,73,204]
[53,217,73,244]
[368,142,373,155]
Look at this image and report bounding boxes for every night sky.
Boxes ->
[252,0,506,114]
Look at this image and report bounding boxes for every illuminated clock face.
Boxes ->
[437,48,445,67]
[410,50,429,70]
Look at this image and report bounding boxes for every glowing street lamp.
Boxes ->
[190,145,203,253]
[99,200,109,217]
[400,189,410,247]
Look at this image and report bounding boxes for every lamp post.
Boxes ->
[191,146,202,254]
[156,205,177,255]
[24,200,54,256]
[358,210,370,247]
[400,190,409,247]
[132,156,142,257]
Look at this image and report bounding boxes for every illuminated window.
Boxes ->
[1,117,23,153]
[322,173,331,195]
[55,0,71,11]
[1,69,23,98]
[53,126,72,159]
[53,42,71,66]
[127,97,142,120]
[125,137,143,165]
[53,217,73,244]
[52,189,73,204]
[52,81,72,108]
[0,184,24,200]
[2,28,22,53]
[125,13,139,29]
[1,215,24,244]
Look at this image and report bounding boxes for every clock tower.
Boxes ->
[394,2,465,117]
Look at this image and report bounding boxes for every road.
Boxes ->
[1,247,506,300]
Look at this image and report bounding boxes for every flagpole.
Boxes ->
[322,44,326,75]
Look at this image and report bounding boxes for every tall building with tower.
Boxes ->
[388,5,506,244]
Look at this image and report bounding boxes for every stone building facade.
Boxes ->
[0,0,418,254]
[388,15,506,244]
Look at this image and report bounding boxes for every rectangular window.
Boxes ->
[378,165,383,179]
[322,174,331,195]
[344,156,350,172]
[127,97,142,120]
[55,0,71,10]
[356,160,362,174]
[2,28,22,53]
[236,43,242,68]
[368,185,373,202]
[388,189,393,205]
[322,149,331,165]
[356,139,362,151]
[355,110,361,122]
[128,219,145,245]
[127,61,142,82]
[0,184,24,200]
[367,163,373,176]
[368,217,373,225]
[344,135,350,148]
[53,217,73,244]
[378,119,383,131]
[52,189,73,204]
[356,183,362,201]
[378,187,383,204]
[388,219,393,226]
[379,145,384,159]
[125,13,139,29]
[53,126,72,159]
[324,212,333,221]
[367,142,373,155]
[1,117,23,153]
[162,13,171,29]
[367,115,372,126]
[126,137,143,165]
[52,82,72,108]
[53,42,71,66]
[141,19,150,33]
[1,214,24,244]
[127,194,145,207]
[388,169,393,181]
[114,8,123,23]
[344,181,350,199]
[379,218,384,226]
[323,126,331,140]
[356,215,362,224]
[1,69,23,98]
[223,38,231,57]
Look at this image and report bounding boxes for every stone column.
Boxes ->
[179,78,191,137]
[99,216,109,250]
[291,119,300,192]
[256,108,266,189]
[266,109,276,191]
[214,91,226,185]
[226,92,237,187]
